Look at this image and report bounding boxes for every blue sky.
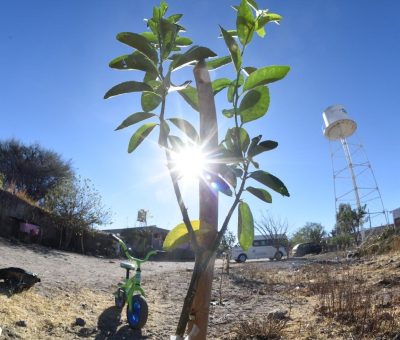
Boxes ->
[1,0,399,236]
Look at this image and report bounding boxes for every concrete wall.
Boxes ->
[0,189,113,255]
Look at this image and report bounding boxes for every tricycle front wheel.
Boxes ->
[127,295,148,329]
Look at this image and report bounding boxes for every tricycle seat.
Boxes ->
[120,262,135,270]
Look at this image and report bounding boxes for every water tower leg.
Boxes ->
[340,137,365,242]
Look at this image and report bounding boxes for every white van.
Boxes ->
[232,235,287,262]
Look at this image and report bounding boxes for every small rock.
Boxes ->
[16,320,27,327]
[392,332,400,340]
[378,278,392,286]
[267,309,288,320]
[75,317,86,327]
[0,326,2,337]
[78,327,97,337]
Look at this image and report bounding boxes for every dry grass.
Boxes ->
[0,288,112,339]
[230,318,288,340]
[3,183,39,207]
[360,228,400,256]
[310,269,399,338]
[231,251,400,339]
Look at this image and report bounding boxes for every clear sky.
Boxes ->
[1,0,399,236]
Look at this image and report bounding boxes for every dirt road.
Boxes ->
[0,237,194,293]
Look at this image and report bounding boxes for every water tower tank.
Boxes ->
[323,105,357,140]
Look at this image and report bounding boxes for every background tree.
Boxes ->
[0,139,72,200]
[336,203,366,244]
[218,230,236,274]
[291,222,326,246]
[44,176,111,252]
[105,1,290,338]
[255,213,289,253]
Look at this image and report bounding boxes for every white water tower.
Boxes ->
[322,105,388,240]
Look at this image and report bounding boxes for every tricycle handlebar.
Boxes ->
[110,233,163,263]
[109,233,121,242]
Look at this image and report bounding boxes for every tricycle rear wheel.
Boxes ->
[115,288,126,309]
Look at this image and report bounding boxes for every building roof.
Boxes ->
[102,225,170,235]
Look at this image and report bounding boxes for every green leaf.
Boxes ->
[167,135,185,150]
[222,109,235,118]
[239,85,270,123]
[167,14,183,23]
[109,52,159,75]
[246,186,272,203]
[218,29,238,38]
[256,26,266,38]
[144,71,158,83]
[115,112,156,131]
[141,91,162,112]
[206,56,231,71]
[247,135,261,155]
[249,140,278,157]
[175,36,193,46]
[225,127,250,153]
[219,26,242,72]
[227,75,244,103]
[171,45,217,71]
[168,80,192,93]
[104,81,152,99]
[251,159,259,169]
[218,164,237,188]
[212,78,231,95]
[250,170,290,196]
[163,220,212,250]
[168,118,199,142]
[243,66,290,91]
[233,167,243,178]
[236,0,255,45]
[243,66,257,75]
[238,201,254,251]
[227,84,235,103]
[178,85,199,111]
[128,123,157,153]
[204,171,233,196]
[246,0,258,10]
[159,18,179,60]
[257,12,282,29]
[116,32,158,63]
[140,31,158,44]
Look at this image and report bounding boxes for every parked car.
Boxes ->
[232,235,288,262]
[291,242,322,257]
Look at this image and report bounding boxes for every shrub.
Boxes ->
[231,318,288,340]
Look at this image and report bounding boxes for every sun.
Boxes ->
[171,145,206,180]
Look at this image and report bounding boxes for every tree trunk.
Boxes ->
[58,227,63,249]
[80,232,85,254]
[185,60,219,339]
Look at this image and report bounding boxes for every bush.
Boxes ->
[231,318,288,340]
[330,233,353,249]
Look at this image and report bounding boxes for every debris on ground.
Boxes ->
[0,267,41,294]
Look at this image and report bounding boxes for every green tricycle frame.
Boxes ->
[110,233,160,329]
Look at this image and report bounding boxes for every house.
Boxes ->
[102,225,169,253]
[102,225,195,260]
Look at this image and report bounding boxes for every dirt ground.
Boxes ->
[0,237,399,339]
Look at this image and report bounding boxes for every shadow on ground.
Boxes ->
[0,237,68,258]
[96,306,149,339]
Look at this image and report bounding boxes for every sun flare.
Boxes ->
[172,146,206,180]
